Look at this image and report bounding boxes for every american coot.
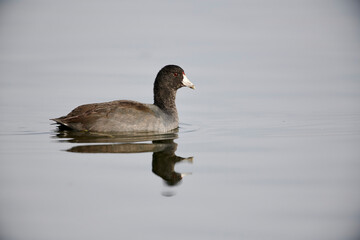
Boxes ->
[51,65,195,133]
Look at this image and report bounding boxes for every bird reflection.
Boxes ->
[152,140,193,186]
[53,129,193,189]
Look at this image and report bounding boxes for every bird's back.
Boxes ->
[51,100,178,133]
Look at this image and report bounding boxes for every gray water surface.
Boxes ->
[1,1,360,240]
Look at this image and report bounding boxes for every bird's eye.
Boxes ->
[173,72,178,77]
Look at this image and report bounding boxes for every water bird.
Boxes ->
[51,65,195,133]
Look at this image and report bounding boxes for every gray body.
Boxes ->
[52,100,179,133]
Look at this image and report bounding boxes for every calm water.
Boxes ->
[1,1,360,240]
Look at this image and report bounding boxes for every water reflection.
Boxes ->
[53,129,193,194]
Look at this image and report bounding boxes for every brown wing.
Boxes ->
[51,100,156,131]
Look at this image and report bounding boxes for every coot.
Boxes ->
[51,65,195,133]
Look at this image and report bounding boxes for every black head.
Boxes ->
[154,65,195,91]
[153,65,195,111]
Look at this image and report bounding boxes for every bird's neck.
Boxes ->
[154,88,178,117]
